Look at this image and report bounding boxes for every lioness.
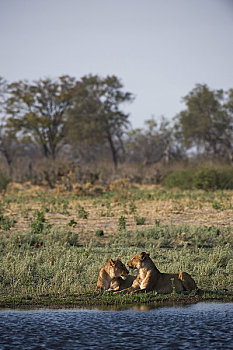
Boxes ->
[109,275,136,291]
[117,252,197,294]
[94,257,129,292]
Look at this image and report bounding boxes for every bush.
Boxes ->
[67,219,78,227]
[0,211,15,230]
[109,178,130,192]
[76,204,89,219]
[163,166,233,190]
[118,216,126,231]
[216,167,233,189]
[193,167,217,190]
[0,173,10,192]
[30,209,46,234]
[163,169,194,189]
[95,229,104,237]
[134,216,146,225]
[212,201,223,210]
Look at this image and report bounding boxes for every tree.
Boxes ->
[66,74,134,169]
[222,89,233,162]
[0,76,7,114]
[0,127,20,177]
[0,77,19,176]
[5,75,77,159]
[126,117,184,165]
[175,84,233,162]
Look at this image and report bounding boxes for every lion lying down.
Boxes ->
[94,257,130,292]
[109,275,136,291]
[116,252,197,294]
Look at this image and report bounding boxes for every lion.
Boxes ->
[94,257,129,293]
[116,252,197,294]
[109,275,136,291]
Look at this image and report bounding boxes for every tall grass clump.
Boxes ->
[30,209,47,234]
[118,216,126,231]
[0,211,15,230]
[76,204,89,219]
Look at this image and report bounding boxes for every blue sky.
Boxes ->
[1,0,233,128]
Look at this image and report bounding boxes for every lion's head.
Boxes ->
[128,252,150,270]
[107,257,129,279]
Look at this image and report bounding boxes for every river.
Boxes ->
[0,302,233,349]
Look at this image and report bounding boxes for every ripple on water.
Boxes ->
[0,303,233,350]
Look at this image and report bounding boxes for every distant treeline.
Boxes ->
[0,74,232,187]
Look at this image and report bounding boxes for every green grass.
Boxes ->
[134,216,146,225]
[0,224,232,306]
[0,185,233,308]
[0,211,15,230]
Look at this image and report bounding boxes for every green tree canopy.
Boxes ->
[5,75,77,159]
[66,74,134,169]
[175,84,233,162]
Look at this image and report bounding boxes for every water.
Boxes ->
[0,303,233,350]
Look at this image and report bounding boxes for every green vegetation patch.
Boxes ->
[0,173,10,193]
[0,223,232,307]
[0,185,233,308]
[163,166,233,190]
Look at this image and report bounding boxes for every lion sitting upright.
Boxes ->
[94,257,129,293]
[117,252,197,294]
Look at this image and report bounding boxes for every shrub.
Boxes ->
[216,167,233,190]
[0,173,10,192]
[95,229,104,237]
[193,167,217,190]
[76,204,89,219]
[129,202,137,214]
[134,216,146,225]
[163,169,193,189]
[163,166,233,190]
[0,211,15,230]
[67,219,78,227]
[109,178,131,201]
[30,209,46,234]
[118,216,126,231]
[212,201,223,210]
[109,178,130,192]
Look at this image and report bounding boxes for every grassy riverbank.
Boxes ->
[0,183,233,308]
[1,289,233,310]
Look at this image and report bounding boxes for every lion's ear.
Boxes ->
[140,252,148,260]
[108,258,115,266]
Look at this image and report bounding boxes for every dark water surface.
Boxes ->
[0,302,233,349]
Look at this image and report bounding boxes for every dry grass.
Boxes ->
[2,182,233,245]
